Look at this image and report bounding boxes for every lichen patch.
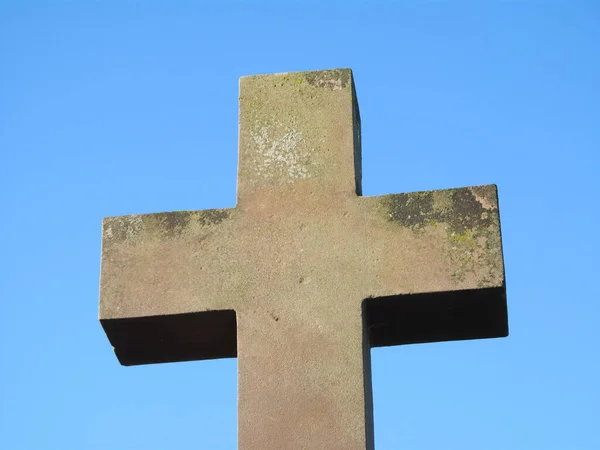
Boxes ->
[381,186,503,287]
[250,124,311,181]
[303,69,350,91]
[469,185,498,210]
[103,215,144,242]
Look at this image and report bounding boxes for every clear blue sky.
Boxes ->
[1,1,599,449]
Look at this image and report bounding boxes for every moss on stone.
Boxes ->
[148,209,230,237]
[104,209,230,241]
[384,187,497,235]
[384,192,435,229]
[382,186,502,286]
[303,69,351,90]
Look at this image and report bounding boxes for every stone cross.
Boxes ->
[99,69,507,449]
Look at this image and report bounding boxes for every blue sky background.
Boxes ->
[1,1,599,449]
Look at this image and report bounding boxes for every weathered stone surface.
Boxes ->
[99,69,507,449]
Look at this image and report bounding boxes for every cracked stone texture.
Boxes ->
[99,68,507,450]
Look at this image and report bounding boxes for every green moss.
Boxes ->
[382,185,502,286]
[384,187,496,235]
[449,230,474,243]
[447,230,479,282]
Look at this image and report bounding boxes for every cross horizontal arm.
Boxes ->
[354,184,507,347]
[99,208,241,365]
[356,184,505,298]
